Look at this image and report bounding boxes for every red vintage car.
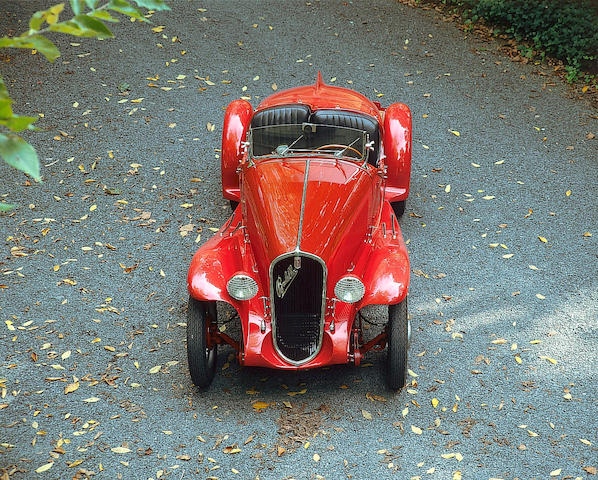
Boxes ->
[186,73,411,390]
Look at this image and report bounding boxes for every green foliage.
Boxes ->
[0,0,169,211]
[440,0,598,81]
[0,133,41,181]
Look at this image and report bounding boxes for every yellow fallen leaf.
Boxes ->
[208,227,219,232]
[449,130,460,136]
[453,471,462,480]
[515,355,522,364]
[180,203,193,208]
[149,365,161,374]
[64,382,79,394]
[61,350,71,360]
[445,184,451,193]
[494,160,504,165]
[35,462,54,473]
[455,452,463,461]
[441,453,455,459]
[580,438,592,446]
[362,409,372,420]
[536,293,546,300]
[89,204,97,211]
[68,459,83,468]
[431,398,439,408]
[491,338,507,344]
[549,469,561,476]
[538,236,547,243]
[152,26,165,32]
[539,355,557,365]
[482,195,495,200]
[566,190,571,196]
[527,430,539,437]
[471,162,480,167]
[111,446,131,453]
[83,397,99,403]
[402,407,409,417]
[411,425,422,434]
[313,453,320,462]
[502,254,514,259]
[252,401,269,410]
[162,430,172,435]
[131,98,144,103]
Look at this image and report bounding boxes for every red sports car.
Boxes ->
[186,73,412,390]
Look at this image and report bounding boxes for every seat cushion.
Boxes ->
[311,110,379,165]
[251,105,311,128]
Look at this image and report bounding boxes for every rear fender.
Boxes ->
[383,103,412,203]
[221,100,253,202]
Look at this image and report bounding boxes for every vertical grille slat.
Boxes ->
[271,254,325,363]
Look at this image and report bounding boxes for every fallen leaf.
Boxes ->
[64,382,79,394]
[549,469,562,476]
[411,425,423,434]
[252,401,269,410]
[432,398,439,408]
[449,130,460,136]
[111,447,131,454]
[149,365,161,374]
[35,463,54,473]
[362,409,372,420]
[538,236,548,243]
[83,397,99,403]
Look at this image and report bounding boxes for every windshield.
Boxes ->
[250,123,368,161]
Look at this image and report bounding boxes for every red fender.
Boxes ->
[221,100,253,202]
[359,202,409,306]
[383,103,412,203]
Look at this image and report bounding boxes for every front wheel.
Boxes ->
[187,297,217,388]
[391,200,406,218]
[386,297,408,390]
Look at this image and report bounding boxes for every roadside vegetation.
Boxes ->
[399,0,598,93]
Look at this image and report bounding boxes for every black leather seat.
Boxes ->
[251,105,311,128]
[311,110,379,165]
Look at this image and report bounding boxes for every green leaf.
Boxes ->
[73,14,114,37]
[0,133,41,181]
[29,11,45,31]
[107,0,146,21]
[89,10,119,22]
[0,115,38,133]
[131,0,170,11]
[84,0,98,8]
[0,35,61,62]
[70,0,85,15]
[0,202,17,212]
[50,15,114,38]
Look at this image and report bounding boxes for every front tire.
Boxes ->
[391,200,406,218]
[386,297,408,390]
[187,297,217,388]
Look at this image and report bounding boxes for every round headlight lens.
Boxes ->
[227,274,258,301]
[334,276,365,304]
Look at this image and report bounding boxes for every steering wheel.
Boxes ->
[315,144,362,157]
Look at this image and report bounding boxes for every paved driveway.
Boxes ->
[1,1,596,479]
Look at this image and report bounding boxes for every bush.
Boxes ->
[441,0,598,79]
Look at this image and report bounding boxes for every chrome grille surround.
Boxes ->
[269,251,327,365]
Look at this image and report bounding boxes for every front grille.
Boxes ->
[271,254,325,363]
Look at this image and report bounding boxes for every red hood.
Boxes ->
[243,158,377,275]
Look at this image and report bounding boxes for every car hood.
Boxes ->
[243,157,378,274]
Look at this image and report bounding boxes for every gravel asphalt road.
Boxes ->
[1,1,597,479]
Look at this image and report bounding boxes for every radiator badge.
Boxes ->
[276,264,298,298]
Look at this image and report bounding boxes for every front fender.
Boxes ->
[187,210,264,306]
[359,202,409,306]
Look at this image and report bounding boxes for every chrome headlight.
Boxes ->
[227,274,258,301]
[334,275,365,303]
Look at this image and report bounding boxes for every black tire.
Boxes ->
[386,297,408,390]
[391,200,406,218]
[187,297,217,388]
[230,200,239,212]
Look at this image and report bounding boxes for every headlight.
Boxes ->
[334,275,365,303]
[227,274,258,301]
